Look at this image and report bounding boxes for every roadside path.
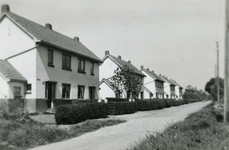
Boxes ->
[28,101,211,150]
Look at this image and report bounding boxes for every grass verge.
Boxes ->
[129,103,229,150]
[0,114,125,150]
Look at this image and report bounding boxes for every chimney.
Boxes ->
[152,70,154,72]
[74,36,79,41]
[141,65,144,69]
[147,68,149,71]
[118,55,121,59]
[159,74,161,76]
[2,5,10,13]
[45,23,52,30]
[105,50,109,56]
[127,60,131,63]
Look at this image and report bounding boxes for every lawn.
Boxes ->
[0,111,125,150]
[128,103,229,150]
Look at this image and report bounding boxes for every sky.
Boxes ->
[0,0,225,90]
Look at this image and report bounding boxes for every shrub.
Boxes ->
[108,102,137,115]
[106,97,129,102]
[55,103,108,125]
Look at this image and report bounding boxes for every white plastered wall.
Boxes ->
[0,16,35,59]
[0,76,9,98]
[99,57,119,81]
[99,82,115,99]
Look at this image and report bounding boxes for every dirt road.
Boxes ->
[28,101,211,150]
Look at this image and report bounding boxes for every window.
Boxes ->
[13,87,21,98]
[78,85,85,99]
[62,84,71,98]
[90,62,94,75]
[62,54,71,70]
[78,59,85,73]
[26,84,32,94]
[48,50,54,67]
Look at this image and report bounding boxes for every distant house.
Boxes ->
[0,5,102,112]
[159,75,176,99]
[140,66,165,99]
[169,79,183,99]
[99,51,145,99]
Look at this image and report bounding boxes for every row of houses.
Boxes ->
[0,5,182,112]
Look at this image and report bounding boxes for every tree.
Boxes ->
[110,65,142,99]
[205,77,224,101]
[183,85,208,100]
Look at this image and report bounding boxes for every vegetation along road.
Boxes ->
[28,101,211,150]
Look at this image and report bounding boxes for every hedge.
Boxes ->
[55,103,108,125]
[108,102,137,115]
[106,97,129,102]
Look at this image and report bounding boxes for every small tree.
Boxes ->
[205,77,224,102]
[110,65,142,99]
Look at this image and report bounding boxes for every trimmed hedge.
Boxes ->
[106,97,129,102]
[55,103,108,125]
[108,102,137,115]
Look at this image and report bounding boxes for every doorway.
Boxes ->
[89,86,96,101]
[45,82,56,109]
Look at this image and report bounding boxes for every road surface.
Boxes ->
[28,101,211,150]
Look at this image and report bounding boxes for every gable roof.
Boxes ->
[141,67,164,82]
[1,8,102,63]
[170,79,183,89]
[0,59,27,82]
[102,53,145,77]
[159,75,175,86]
[99,78,115,91]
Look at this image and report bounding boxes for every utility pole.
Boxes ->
[216,42,220,107]
[224,0,229,123]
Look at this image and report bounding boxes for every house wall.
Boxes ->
[164,82,170,98]
[142,71,156,98]
[0,16,35,59]
[99,57,119,81]
[36,44,100,100]
[175,86,180,99]
[8,81,25,99]
[99,82,115,99]
[0,76,9,98]
[8,50,37,99]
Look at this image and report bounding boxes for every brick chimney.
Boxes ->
[2,4,10,13]
[127,60,131,63]
[105,50,109,56]
[118,55,121,59]
[147,68,149,71]
[45,23,52,30]
[140,65,144,70]
[74,36,79,41]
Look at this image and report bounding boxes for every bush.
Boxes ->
[106,97,129,102]
[108,102,137,115]
[55,103,108,125]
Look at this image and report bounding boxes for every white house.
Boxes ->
[159,75,176,99]
[169,79,183,99]
[0,5,102,112]
[141,66,165,99]
[99,51,145,99]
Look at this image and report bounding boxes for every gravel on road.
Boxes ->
[28,101,211,150]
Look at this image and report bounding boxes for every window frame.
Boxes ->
[26,84,32,94]
[78,85,85,99]
[62,84,71,99]
[78,58,86,74]
[48,49,54,67]
[62,53,72,71]
[90,62,94,75]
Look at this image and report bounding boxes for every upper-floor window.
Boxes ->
[78,85,85,99]
[62,84,71,99]
[78,58,85,73]
[90,62,94,75]
[62,54,71,70]
[48,50,54,67]
[171,85,175,91]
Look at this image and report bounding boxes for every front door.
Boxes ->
[89,86,95,101]
[45,82,56,109]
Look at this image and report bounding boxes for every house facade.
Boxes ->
[159,75,176,99]
[141,66,165,99]
[0,5,102,112]
[169,79,183,99]
[99,51,145,99]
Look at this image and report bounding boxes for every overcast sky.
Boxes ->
[0,0,225,90]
